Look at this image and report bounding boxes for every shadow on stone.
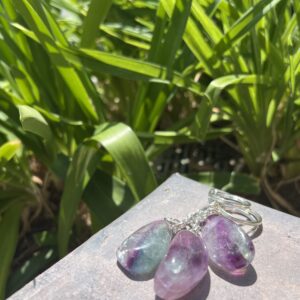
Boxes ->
[210,263,257,286]
[116,261,154,281]
[155,271,211,300]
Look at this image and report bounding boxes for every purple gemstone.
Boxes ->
[202,215,255,274]
[117,220,173,278]
[154,230,208,300]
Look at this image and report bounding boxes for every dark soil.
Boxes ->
[154,139,300,214]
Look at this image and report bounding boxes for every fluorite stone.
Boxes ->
[202,215,255,274]
[117,220,173,279]
[154,230,208,300]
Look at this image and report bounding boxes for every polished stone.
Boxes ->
[154,230,208,300]
[117,220,172,279]
[202,215,255,274]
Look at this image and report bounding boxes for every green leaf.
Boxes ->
[0,88,23,106]
[266,98,277,127]
[57,144,99,256]
[81,0,113,48]
[84,170,135,232]
[158,0,193,70]
[0,190,26,215]
[161,0,215,75]
[0,140,21,161]
[58,123,157,256]
[132,0,193,132]
[63,48,203,96]
[295,0,300,31]
[14,0,100,122]
[33,106,84,126]
[0,202,23,300]
[50,0,81,14]
[10,22,39,43]
[100,24,150,50]
[191,75,270,139]
[191,0,223,45]
[18,105,53,141]
[88,123,157,201]
[215,0,284,54]
[138,130,198,145]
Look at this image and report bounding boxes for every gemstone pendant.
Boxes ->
[154,230,208,300]
[202,215,255,274]
[117,220,173,279]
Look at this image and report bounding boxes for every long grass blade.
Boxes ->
[57,144,99,256]
[81,0,113,48]
[18,105,53,141]
[88,123,157,200]
[0,140,21,161]
[84,170,134,231]
[14,0,100,122]
[215,0,283,54]
[58,123,156,256]
[0,202,23,300]
[191,75,270,139]
[63,48,204,96]
[132,0,193,131]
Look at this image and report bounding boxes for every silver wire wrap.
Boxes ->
[165,188,262,235]
[209,188,262,227]
[208,188,251,208]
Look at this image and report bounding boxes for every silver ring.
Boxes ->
[219,205,262,227]
[208,188,262,227]
[208,188,251,208]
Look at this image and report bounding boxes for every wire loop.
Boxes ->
[208,188,262,227]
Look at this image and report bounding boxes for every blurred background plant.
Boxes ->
[0,0,299,298]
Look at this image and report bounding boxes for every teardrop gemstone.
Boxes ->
[117,220,173,279]
[202,215,255,274]
[154,230,208,300]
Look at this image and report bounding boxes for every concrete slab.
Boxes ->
[9,174,300,300]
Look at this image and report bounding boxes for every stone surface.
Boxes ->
[154,230,208,300]
[202,215,254,274]
[9,174,300,300]
[117,220,172,279]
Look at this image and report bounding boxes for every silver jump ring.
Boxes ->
[208,188,251,208]
[219,205,262,227]
[208,188,262,227]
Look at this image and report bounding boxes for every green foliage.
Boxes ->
[58,122,156,256]
[0,0,300,297]
[0,202,23,300]
[84,169,135,232]
[18,105,53,141]
[0,141,36,299]
[0,140,21,161]
[81,0,113,48]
